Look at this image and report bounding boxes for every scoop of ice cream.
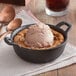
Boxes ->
[25,23,54,48]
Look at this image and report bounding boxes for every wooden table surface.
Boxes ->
[0,0,76,76]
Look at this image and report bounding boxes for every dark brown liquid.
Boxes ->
[46,0,69,12]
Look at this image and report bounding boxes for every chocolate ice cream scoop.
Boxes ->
[25,24,54,48]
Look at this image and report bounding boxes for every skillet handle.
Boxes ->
[4,34,15,45]
[56,22,72,34]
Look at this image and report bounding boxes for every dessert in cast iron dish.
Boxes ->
[4,22,71,63]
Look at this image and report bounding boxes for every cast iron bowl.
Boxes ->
[4,22,71,63]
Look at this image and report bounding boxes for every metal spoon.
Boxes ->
[0,18,22,41]
[0,5,15,32]
[26,10,47,28]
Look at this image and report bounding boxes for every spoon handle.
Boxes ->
[0,31,11,41]
[26,10,44,25]
[0,23,3,32]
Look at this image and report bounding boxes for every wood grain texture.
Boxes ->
[0,0,76,76]
[58,64,76,76]
[36,70,57,76]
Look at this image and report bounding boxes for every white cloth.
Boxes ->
[0,10,76,76]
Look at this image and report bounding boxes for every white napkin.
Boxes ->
[0,10,76,76]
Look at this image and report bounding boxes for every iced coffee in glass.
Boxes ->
[45,0,70,16]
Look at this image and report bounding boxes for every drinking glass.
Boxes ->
[45,0,70,16]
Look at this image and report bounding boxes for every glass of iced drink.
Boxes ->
[45,0,70,16]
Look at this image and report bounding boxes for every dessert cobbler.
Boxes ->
[14,28,64,49]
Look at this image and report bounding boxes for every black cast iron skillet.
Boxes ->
[4,22,71,63]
